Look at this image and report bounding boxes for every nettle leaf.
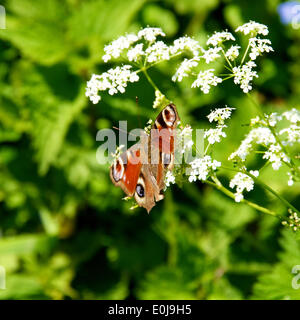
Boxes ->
[2,0,69,65]
[32,91,86,175]
[10,61,86,175]
[68,0,146,42]
[252,229,300,299]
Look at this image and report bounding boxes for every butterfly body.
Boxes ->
[110,104,179,213]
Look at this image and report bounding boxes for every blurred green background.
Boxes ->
[0,0,300,300]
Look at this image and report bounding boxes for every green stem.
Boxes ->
[142,68,161,93]
[247,171,300,216]
[221,47,233,69]
[241,40,251,65]
[222,74,235,81]
[220,165,300,216]
[205,178,280,219]
[204,142,211,155]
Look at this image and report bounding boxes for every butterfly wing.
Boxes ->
[149,103,180,191]
[110,143,143,197]
[110,139,161,213]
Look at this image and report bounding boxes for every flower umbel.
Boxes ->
[191,69,222,94]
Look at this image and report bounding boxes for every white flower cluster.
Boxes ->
[102,34,139,63]
[201,47,222,64]
[87,27,206,104]
[235,21,269,36]
[207,107,235,125]
[204,107,234,144]
[138,27,165,42]
[152,90,168,109]
[280,125,300,146]
[282,210,300,231]
[102,28,166,63]
[144,119,153,134]
[229,109,300,186]
[85,65,139,104]
[103,27,201,66]
[171,21,272,94]
[170,36,201,56]
[232,61,258,93]
[172,57,199,82]
[87,22,274,104]
[204,127,226,144]
[228,126,289,170]
[282,108,300,123]
[249,38,274,60]
[176,125,194,154]
[262,144,290,170]
[127,43,144,62]
[165,170,176,188]
[191,69,222,94]
[145,41,170,63]
[229,170,259,202]
[187,156,221,182]
[207,31,235,46]
[280,108,300,152]
[226,45,240,61]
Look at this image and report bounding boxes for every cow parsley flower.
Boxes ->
[204,126,226,144]
[187,156,221,182]
[265,112,282,127]
[201,47,222,64]
[249,38,274,60]
[152,90,168,109]
[165,171,176,187]
[102,34,138,62]
[236,21,269,36]
[127,43,145,62]
[85,65,139,104]
[280,125,300,145]
[207,107,235,125]
[225,45,241,61]
[176,125,194,154]
[283,108,300,123]
[172,57,199,82]
[138,27,165,42]
[170,36,201,56]
[262,144,290,170]
[228,135,253,162]
[145,41,170,63]
[228,127,276,162]
[207,31,235,46]
[229,172,257,202]
[233,61,258,93]
[191,69,222,94]
[229,121,292,172]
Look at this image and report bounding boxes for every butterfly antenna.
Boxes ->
[112,126,139,137]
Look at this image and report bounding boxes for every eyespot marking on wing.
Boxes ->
[112,158,124,182]
[135,175,146,198]
[162,105,177,127]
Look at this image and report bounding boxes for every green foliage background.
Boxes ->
[0,0,299,300]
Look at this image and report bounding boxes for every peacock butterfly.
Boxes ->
[110,104,180,213]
